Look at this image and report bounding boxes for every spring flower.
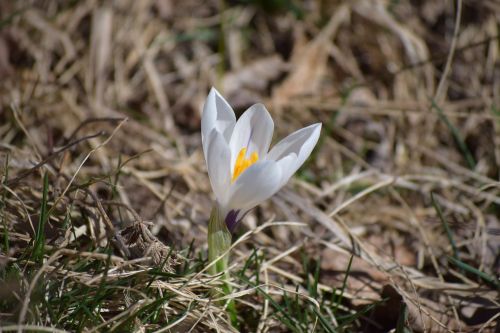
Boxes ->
[202,88,320,324]
[202,87,321,232]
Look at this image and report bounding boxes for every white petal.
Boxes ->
[228,103,274,172]
[227,160,282,212]
[201,88,236,158]
[275,153,297,187]
[206,129,231,204]
[267,123,321,185]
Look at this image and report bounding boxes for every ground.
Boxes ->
[0,0,499,332]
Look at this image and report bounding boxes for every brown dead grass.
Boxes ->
[0,0,499,332]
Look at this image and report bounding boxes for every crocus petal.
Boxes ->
[201,88,236,159]
[267,123,321,185]
[206,129,231,204]
[275,153,297,187]
[228,103,274,172]
[224,209,240,233]
[227,160,282,214]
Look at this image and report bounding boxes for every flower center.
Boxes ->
[232,148,258,182]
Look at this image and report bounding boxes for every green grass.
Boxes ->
[1,154,9,254]
[447,256,499,289]
[32,173,50,263]
[1,168,496,331]
[431,192,459,259]
[431,99,476,170]
[234,249,367,332]
[0,170,465,332]
[395,302,410,333]
[3,229,378,332]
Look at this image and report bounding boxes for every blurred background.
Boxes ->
[0,0,499,332]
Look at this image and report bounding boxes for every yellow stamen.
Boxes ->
[232,148,259,182]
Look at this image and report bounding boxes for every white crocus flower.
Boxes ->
[202,87,321,232]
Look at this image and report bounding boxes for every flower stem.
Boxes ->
[207,206,238,327]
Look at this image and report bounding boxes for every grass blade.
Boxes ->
[447,256,499,288]
[431,192,459,259]
[431,99,476,169]
[1,154,9,253]
[32,172,49,263]
[333,255,353,314]
[395,302,410,333]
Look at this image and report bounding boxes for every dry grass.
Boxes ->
[0,0,499,332]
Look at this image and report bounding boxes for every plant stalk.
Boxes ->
[207,205,238,327]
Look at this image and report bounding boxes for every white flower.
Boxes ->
[202,88,321,231]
